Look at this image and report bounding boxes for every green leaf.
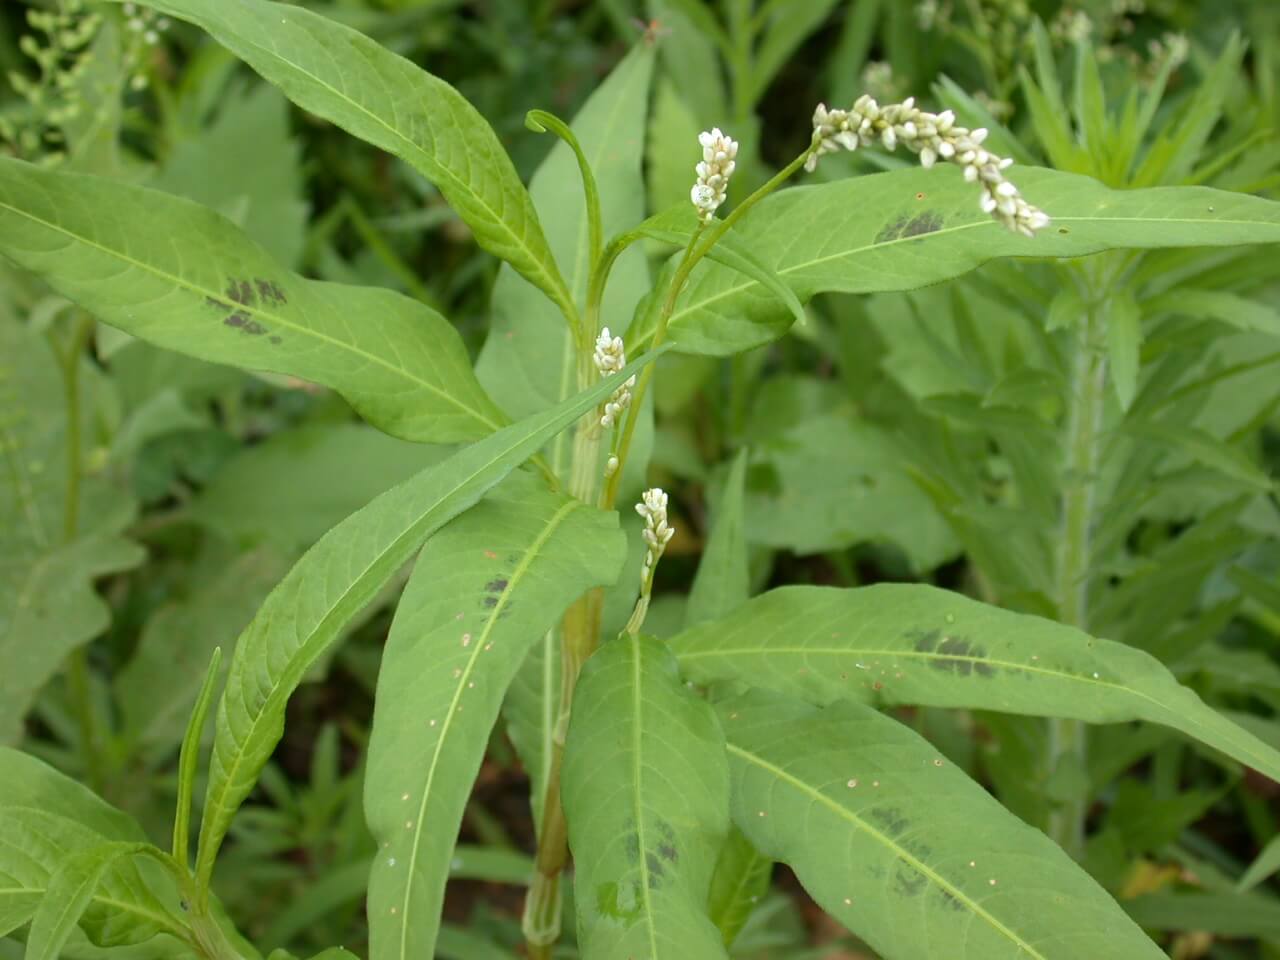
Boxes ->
[1124,892,1280,939]
[364,472,627,960]
[654,167,1280,355]
[23,841,160,960]
[477,44,654,477]
[173,647,221,868]
[1146,288,1280,338]
[670,584,1280,783]
[121,0,573,316]
[188,424,450,551]
[193,349,665,896]
[751,0,841,106]
[0,321,144,744]
[745,413,957,573]
[718,691,1166,960]
[1239,834,1280,891]
[1123,420,1273,492]
[1107,291,1142,411]
[705,826,771,948]
[151,82,308,268]
[686,449,750,628]
[115,544,288,756]
[563,634,730,959]
[0,157,508,444]
[0,749,186,947]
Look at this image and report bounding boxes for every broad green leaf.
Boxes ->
[364,471,627,960]
[647,79,702,214]
[718,691,1166,960]
[477,44,654,478]
[671,584,1280,783]
[0,157,508,444]
[745,413,957,573]
[151,82,308,268]
[562,634,730,959]
[705,826,771,948]
[0,321,143,744]
[120,0,572,315]
[188,424,450,550]
[650,167,1280,355]
[23,841,159,960]
[686,449,750,628]
[194,350,664,895]
[0,749,185,947]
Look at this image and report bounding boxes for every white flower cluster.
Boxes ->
[593,327,635,428]
[636,488,674,583]
[691,128,738,223]
[807,96,1050,237]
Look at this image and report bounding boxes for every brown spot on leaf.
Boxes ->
[910,630,995,677]
[485,578,509,594]
[903,211,943,238]
[875,216,909,244]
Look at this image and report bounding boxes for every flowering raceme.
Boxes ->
[691,127,738,223]
[807,95,1050,236]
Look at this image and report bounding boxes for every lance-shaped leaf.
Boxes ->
[0,157,507,444]
[23,841,163,960]
[364,471,626,960]
[686,449,750,628]
[719,691,1166,960]
[0,749,186,947]
[671,584,1280,783]
[562,634,730,959]
[0,321,144,744]
[648,167,1280,355]
[194,351,665,893]
[115,0,572,317]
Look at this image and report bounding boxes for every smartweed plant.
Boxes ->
[2,2,1280,960]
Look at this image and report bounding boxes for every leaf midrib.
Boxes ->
[397,496,582,959]
[629,632,661,958]
[0,197,503,436]
[0,886,187,940]
[724,741,1048,960]
[667,212,1280,327]
[683,644,1280,776]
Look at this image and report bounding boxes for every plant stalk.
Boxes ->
[1047,265,1110,857]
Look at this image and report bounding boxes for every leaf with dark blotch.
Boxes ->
[720,691,1166,960]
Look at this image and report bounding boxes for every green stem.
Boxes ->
[1047,264,1111,857]
[58,314,102,794]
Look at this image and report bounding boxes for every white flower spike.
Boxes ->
[635,487,675,585]
[593,327,636,429]
[691,128,739,223]
[807,95,1049,237]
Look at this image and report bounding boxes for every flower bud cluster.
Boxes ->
[807,95,1049,237]
[690,128,738,223]
[593,327,636,429]
[636,488,674,584]
[2,1,101,162]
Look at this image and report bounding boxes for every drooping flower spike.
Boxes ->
[807,95,1050,237]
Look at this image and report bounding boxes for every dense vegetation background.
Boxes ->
[3,0,1280,957]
